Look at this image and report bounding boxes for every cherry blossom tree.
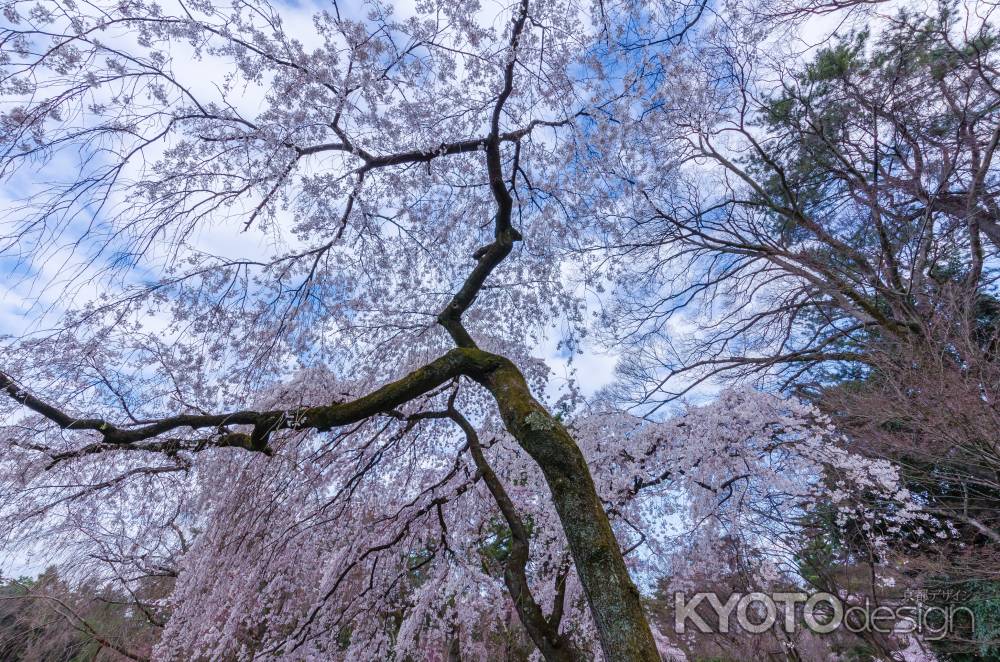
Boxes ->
[0,0,935,659]
[0,0,715,657]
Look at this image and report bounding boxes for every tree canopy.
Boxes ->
[1,0,998,660]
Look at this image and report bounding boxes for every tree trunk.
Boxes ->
[471,352,660,662]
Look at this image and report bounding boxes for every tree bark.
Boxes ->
[470,352,661,662]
